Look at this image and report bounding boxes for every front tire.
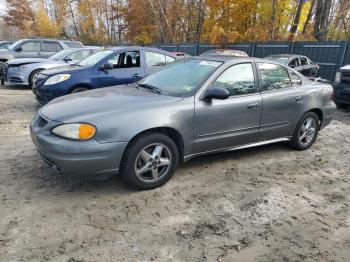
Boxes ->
[290,112,320,150]
[120,133,179,190]
[70,87,88,94]
[29,69,43,88]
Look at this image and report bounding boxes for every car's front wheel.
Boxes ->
[120,133,179,190]
[70,87,88,93]
[29,69,43,88]
[290,112,320,150]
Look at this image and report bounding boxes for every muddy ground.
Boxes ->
[0,86,349,262]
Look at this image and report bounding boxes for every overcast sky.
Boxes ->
[0,0,7,16]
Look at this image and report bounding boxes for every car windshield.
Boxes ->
[77,50,113,67]
[137,59,222,97]
[264,57,289,65]
[49,50,72,60]
[7,40,23,51]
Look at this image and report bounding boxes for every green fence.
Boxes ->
[154,41,350,81]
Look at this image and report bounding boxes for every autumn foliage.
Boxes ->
[2,0,350,45]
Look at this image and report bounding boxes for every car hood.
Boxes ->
[40,85,183,122]
[41,65,86,76]
[8,58,51,66]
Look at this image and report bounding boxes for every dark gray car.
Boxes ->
[30,57,335,189]
[265,54,319,77]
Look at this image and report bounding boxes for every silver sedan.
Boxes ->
[5,47,101,87]
[30,57,335,189]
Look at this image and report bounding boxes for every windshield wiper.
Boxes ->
[137,83,161,94]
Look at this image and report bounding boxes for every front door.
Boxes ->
[15,41,41,58]
[194,62,262,153]
[97,51,145,87]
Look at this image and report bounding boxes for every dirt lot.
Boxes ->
[0,86,349,262]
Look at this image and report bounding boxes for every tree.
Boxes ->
[289,0,305,40]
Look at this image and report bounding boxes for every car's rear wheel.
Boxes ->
[29,69,43,88]
[70,87,88,93]
[120,133,179,190]
[290,112,320,150]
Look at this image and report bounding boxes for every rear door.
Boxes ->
[42,41,63,58]
[257,62,307,141]
[96,50,145,87]
[194,62,262,153]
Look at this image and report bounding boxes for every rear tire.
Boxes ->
[290,112,320,150]
[29,69,43,89]
[70,87,88,94]
[120,132,179,190]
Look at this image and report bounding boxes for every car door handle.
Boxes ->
[132,73,140,78]
[295,96,303,102]
[247,103,259,109]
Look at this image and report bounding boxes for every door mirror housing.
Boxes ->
[15,46,22,52]
[203,87,230,100]
[63,57,72,62]
[100,62,114,70]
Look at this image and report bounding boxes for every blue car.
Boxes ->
[32,47,177,104]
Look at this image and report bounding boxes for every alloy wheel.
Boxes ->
[299,117,316,146]
[134,143,172,183]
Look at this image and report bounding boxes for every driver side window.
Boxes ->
[212,63,256,96]
[20,41,41,52]
[106,51,140,69]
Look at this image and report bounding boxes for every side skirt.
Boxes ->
[184,137,291,162]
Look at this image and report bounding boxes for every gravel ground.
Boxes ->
[0,86,350,262]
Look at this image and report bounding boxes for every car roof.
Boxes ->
[265,54,304,58]
[188,56,295,65]
[106,46,177,57]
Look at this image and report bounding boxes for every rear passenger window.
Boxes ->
[258,63,292,91]
[165,55,175,64]
[20,41,41,52]
[43,42,62,52]
[212,63,256,96]
[300,57,308,66]
[289,70,302,86]
[145,52,166,67]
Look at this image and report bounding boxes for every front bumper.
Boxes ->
[333,82,350,105]
[5,67,29,86]
[30,112,128,176]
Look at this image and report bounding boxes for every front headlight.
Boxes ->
[44,74,70,85]
[335,71,341,83]
[51,123,96,140]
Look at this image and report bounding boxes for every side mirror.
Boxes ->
[203,86,229,100]
[15,46,22,52]
[63,57,72,62]
[100,62,114,70]
[289,64,296,68]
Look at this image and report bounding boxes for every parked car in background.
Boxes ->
[265,54,319,77]
[33,46,177,104]
[0,39,83,85]
[0,41,14,50]
[5,47,101,87]
[200,49,249,57]
[171,52,191,58]
[31,57,335,189]
[333,65,350,108]
[0,38,83,62]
